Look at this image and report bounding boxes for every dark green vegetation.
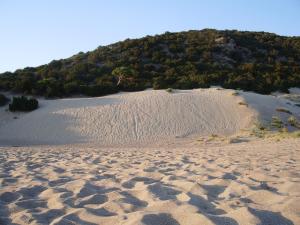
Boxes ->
[9,96,39,112]
[0,94,9,106]
[1,29,299,97]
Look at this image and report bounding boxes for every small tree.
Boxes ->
[112,67,135,86]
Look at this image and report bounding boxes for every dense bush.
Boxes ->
[0,29,300,97]
[0,94,9,106]
[9,96,39,112]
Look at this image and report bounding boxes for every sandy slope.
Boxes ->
[242,91,300,127]
[0,139,299,225]
[0,88,300,225]
[0,88,254,146]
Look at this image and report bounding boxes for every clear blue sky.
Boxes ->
[0,0,299,73]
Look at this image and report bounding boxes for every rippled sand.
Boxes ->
[1,138,299,225]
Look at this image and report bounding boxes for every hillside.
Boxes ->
[1,29,300,97]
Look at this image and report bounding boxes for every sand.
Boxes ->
[0,88,300,225]
[0,139,299,225]
[0,88,254,146]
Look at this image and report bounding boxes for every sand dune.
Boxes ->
[0,88,300,224]
[1,88,299,147]
[0,88,255,146]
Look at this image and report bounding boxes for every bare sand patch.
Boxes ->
[0,139,299,224]
[0,89,254,146]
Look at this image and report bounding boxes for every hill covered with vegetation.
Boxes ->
[1,29,300,97]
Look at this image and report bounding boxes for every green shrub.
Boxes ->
[166,88,173,93]
[271,116,283,129]
[251,122,268,138]
[80,84,118,97]
[288,116,299,128]
[9,96,39,112]
[0,94,9,106]
[251,127,266,138]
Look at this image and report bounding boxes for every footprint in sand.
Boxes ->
[0,191,21,204]
[142,213,180,225]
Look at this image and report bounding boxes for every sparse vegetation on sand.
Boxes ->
[249,116,300,140]
[271,116,284,129]
[166,88,173,93]
[288,116,300,128]
[231,91,239,96]
[266,130,300,140]
[250,121,268,138]
[251,127,266,138]
[238,101,248,107]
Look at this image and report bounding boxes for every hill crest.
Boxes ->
[1,29,300,97]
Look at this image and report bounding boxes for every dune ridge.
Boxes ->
[0,88,255,146]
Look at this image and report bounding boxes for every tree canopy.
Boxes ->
[0,29,299,97]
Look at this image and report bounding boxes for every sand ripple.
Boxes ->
[0,138,299,224]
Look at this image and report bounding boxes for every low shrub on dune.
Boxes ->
[0,94,9,106]
[288,116,299,128]
[271,116,284,129]
[166,88,173,93]
[9,96,39,112]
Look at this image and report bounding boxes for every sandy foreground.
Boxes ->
[0,139,299,225]
[0,88,300,225]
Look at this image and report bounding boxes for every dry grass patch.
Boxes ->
[238,101,248,107]
[166,88,173,93]
[276,107,292,114]
[271,116,284,129]
[231,91,239,96]
[288,116,300,128]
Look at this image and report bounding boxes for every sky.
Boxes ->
[0,0,299,73]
